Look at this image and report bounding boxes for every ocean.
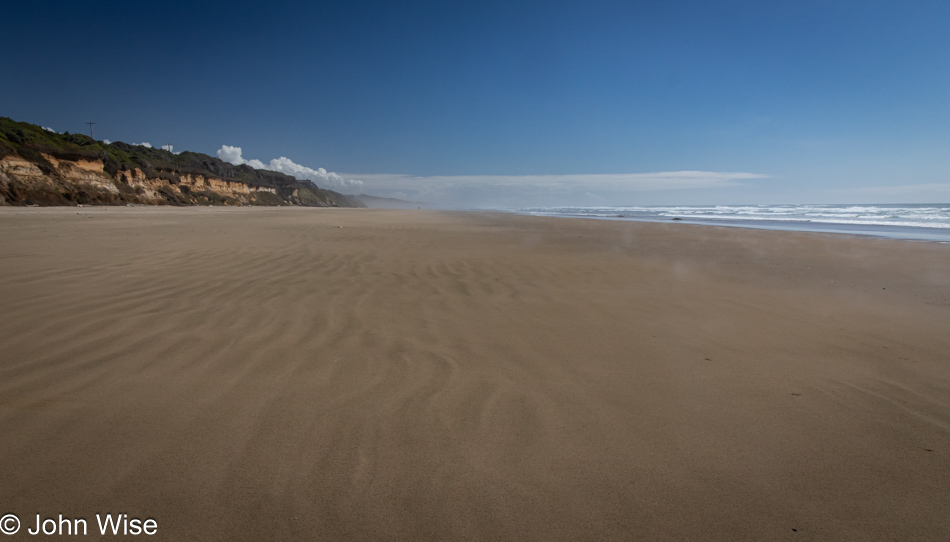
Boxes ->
[515,204,950,242]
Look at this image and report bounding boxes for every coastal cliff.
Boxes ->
[0,117,363,207]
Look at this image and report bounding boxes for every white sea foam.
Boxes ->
[516,204,950,241]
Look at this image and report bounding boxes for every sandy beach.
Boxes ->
[0,207,948,540]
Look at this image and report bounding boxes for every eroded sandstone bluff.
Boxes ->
[0,117,363,208]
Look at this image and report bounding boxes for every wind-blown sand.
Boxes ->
[1,207,948,540]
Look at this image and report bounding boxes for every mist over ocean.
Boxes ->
[517,204,950,242]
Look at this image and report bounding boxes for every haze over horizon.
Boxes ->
[3,1,948,207]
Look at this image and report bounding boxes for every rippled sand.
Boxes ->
[1,207,948,540]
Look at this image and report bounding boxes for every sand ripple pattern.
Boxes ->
[1,208,949,541]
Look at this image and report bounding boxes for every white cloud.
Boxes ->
[135,142,152,148]
[103,139,111,144]
[214,145,769,206]
[217,145,243,165]
[344,171,771,207]
[216,145,363,192]
[42,126,56,133]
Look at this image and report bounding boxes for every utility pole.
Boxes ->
[86,121,95,139]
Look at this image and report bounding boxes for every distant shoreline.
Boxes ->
[6,203,948,242]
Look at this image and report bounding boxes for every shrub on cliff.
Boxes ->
[0,116,365,208]
[0,119,100,163]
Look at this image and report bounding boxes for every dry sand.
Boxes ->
[0,207,948,540]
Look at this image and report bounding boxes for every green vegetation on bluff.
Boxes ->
[0,117,363,207]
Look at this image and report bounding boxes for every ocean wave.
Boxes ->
[519,204,950,232]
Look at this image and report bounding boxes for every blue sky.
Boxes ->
[2,0,948,206]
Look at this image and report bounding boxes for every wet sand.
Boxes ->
[1,207,948,540]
